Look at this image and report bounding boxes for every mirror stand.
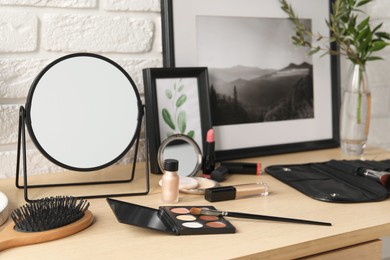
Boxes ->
[15,106,150,202]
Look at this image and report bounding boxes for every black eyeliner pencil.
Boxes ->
[190,208,332,226]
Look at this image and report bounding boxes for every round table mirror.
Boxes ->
[25,53,142,171]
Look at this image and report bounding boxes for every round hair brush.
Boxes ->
[0,196,93,251]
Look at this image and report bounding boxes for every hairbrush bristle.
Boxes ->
[11,196,89,232]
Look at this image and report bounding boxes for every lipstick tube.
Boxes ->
[204,183,269,202]
[202,129,216,174]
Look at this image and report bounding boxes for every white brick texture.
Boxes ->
[0,0,97,8]
[0,58,49,98]
[0,150,18,179]
[0,105,20,145]
[2,149,63,179]
[115,58,162,93]
[42,14,154,53]
[0,12,37,52]
[104,0,160,12]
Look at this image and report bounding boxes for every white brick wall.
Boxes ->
[0,58,48,98]
[0,12,37,52]
[42,14,154,53]
[0,0,162,179]
[104,0,160,12]
[0,0,97,8]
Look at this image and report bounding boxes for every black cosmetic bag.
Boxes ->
[265,160,390,203]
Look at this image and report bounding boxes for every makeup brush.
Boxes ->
[356,168,390,187]
[0,196,93,251]
[190,208,331,226]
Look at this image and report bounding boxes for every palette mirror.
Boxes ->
[16,53,149,200]
[157,134,202,177]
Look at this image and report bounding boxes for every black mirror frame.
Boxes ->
[15,53,150,201]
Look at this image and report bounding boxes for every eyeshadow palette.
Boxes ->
[107,198,236,235]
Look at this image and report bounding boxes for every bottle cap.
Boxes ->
[204,186,237,202]
[163,159,179,171]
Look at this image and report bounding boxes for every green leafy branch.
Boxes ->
[280,0,390,66]
[161,79,195,139]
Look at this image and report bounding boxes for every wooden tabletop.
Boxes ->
[1,147,390,259]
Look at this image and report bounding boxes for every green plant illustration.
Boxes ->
[161,79,195,139]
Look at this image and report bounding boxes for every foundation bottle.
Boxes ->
[161,159,179,203]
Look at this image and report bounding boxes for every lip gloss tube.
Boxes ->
[204,183,269,202]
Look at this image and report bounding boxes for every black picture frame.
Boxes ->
[161,0,340,161]
[143,67,212,173]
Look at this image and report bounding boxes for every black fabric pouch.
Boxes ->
[265,160,390,203]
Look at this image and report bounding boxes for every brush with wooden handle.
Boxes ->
[190,207,331,226]
[0,196,93,251]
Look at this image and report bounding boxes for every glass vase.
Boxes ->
[340,64,371,156]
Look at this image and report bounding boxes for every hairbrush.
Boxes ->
[190,208,331,226]
[0,196,93,251]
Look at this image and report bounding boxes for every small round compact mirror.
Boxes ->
[157,134,202,177]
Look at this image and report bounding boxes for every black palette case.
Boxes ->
[107,198,236,235]
[265,160,390,203]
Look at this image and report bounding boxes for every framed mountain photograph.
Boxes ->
[161,0,340,160]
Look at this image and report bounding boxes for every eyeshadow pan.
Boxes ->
[176,215,196,221]
[206,222,226,228]
[182,222,203,228]
[199,215,219,221]
[170,207,190,214]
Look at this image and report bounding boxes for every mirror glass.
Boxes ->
[158,134,202,177]
[25,53,142,171]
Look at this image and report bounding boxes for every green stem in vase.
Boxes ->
[357,91,362,124]
[357,65,363,124]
